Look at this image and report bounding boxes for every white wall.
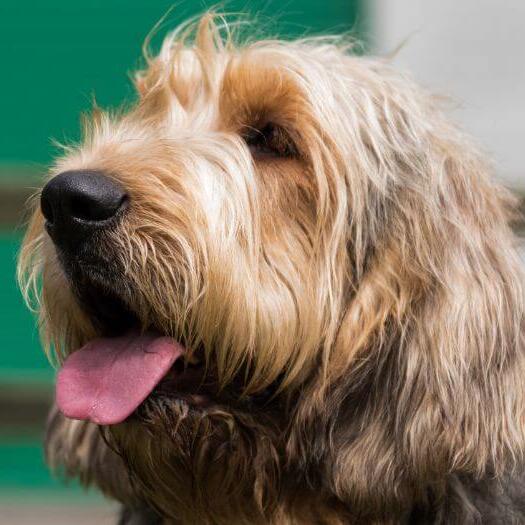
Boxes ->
[369,0,525,189]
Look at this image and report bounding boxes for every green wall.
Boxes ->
[0,234,50,381]
[1,0,361,169]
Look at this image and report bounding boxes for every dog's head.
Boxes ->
[19,14,525,524]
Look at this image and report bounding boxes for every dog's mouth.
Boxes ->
[55,281,210,426]
[56,330,186,425]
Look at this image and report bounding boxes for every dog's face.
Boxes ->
[30,25,348,393]
[19,15,525,525]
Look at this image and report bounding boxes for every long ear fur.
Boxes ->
[292,59,525,514]
[379,100,525,482]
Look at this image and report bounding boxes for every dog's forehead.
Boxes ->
[133,43,335,133]
[219,53,307,127]
[57,41,352,172]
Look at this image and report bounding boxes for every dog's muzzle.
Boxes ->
[41,169,128,251]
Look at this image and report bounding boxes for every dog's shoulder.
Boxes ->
[118,505,165,525]
[409,473,525,525]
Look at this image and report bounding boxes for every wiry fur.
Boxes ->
[18,14,525,524]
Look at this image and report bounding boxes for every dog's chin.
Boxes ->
[106,390,282,523]
[57,267,285,521]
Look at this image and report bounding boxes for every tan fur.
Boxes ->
[18,13,525,524]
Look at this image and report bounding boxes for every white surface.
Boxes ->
[368,0,525,189]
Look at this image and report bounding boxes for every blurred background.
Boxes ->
[0,1,523,523]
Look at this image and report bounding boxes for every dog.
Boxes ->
[18,13,525,524]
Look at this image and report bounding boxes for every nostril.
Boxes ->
[69,190,128,222]
[64,171,128,223]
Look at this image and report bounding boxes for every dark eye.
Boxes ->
[243,123,296,158]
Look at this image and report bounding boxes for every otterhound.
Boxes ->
[18,14,525,525]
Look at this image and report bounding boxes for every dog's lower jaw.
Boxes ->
[46,401,357,524]
[106,397,283,524]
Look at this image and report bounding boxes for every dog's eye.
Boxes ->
[243,123,296,159]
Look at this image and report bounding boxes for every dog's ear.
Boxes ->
[376,128,525,482]
[300,70,525,511]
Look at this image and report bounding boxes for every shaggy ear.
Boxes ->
[336,63,525,480]
[299,73,525,513]
[391,144,525,479]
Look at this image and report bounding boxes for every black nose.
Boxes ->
[41,170,128,245]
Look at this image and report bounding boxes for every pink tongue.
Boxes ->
[56,332,184,425]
